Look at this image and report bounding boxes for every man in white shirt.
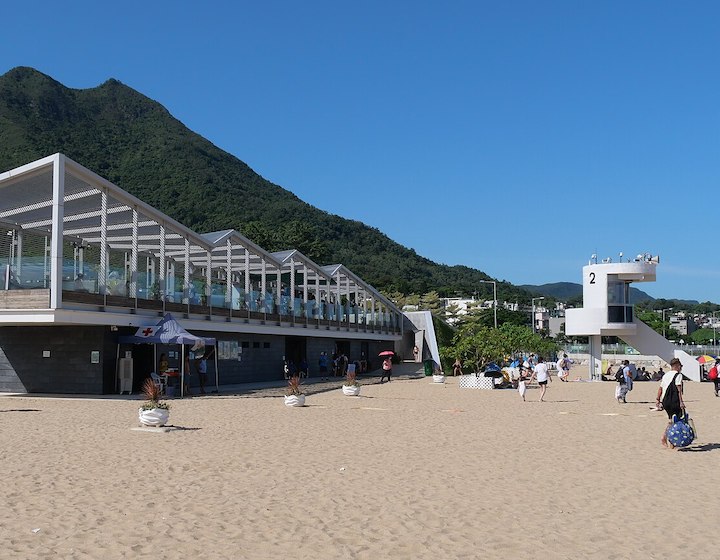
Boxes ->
[529,356,551,402]
[657,358,685,448]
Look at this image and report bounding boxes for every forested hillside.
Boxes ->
[0,66,533,301]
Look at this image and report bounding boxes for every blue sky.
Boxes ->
[2,1,719,302]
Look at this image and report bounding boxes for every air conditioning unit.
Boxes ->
[118,358,133,394]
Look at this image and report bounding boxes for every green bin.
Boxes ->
[423,360,433,376]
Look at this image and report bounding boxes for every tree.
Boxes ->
[456,307,527,329]
[419,291,443,315]
[440,323,558,371]
[636,310,680,340]
[689,328,716,345]
[444,302,462,324]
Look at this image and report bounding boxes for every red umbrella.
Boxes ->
[378,350,395,356]
[697,355,716,364]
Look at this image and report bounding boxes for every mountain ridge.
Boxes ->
[519,282,701,306]
[1,66,534,300]
[0,66,708,307]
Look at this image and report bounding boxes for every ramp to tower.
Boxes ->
[620,320,700,382]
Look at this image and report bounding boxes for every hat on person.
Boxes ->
[669,358,682,367]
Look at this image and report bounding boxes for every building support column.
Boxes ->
[183,238,190,305]
[99,191,108,296]
[50,154,65,309]
[225,240,232,309]
[315,275,320,319]
[260,258,267,312]
[275,269,281,315]
[205,251,212,308]
[130,207,138,299]
[589,334,602,381]
[302,265,308,319]
[158,224,166,300]
[244,248,250,309]
[15,230,23,280]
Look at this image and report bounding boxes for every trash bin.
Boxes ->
[423,360,434,376]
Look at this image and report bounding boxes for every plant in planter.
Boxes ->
[284,375,306,407]
[342,369,361,396]
[138,378,171,427]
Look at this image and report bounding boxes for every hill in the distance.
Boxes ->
[520,282,657,304]
[0,67,709,308]
[0,66,532,301]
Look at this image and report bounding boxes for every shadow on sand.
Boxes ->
[679,442,720,453]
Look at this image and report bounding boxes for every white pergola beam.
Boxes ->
[0,188,99,219]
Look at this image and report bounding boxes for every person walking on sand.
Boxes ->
[529,356,551,402]
[557,353,571,381]
[615,360,633,403]
[518,365,529,401]
[657,358,685,448]
[709,359,720,397]
[380,356,393,383]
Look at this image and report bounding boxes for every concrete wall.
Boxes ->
[0,326,107,393]
[402,311,441,366]
[1,325,397,394]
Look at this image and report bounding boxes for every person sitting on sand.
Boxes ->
[452,358,463,377]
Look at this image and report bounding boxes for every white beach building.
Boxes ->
[0,154,406,393]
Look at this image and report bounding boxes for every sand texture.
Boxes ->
[2,367,719,559]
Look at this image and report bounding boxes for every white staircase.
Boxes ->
[620,320,700,382]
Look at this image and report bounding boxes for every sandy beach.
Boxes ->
[3,365,719,559]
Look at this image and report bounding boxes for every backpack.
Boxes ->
[662,373,682,412]
[709,366,718,381]
[615,369,625,383]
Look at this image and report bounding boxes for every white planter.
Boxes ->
[284,394,306,407]
[342,384,361,396]
[138,407,170,427]
[432,375,446,384]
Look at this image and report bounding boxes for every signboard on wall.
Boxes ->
[218,340,240,360]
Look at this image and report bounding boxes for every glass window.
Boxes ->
[608,306,625,323]
[607,279,627,305]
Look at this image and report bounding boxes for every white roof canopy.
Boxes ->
[0,154,400,313]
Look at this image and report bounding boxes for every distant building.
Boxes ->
[670,314,698,336]
[442,297,492,324]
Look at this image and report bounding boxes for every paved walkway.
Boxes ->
[0,362,427,401]
[208,361,426,398]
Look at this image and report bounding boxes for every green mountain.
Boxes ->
[0,66,533,301]
[520,282,655,304]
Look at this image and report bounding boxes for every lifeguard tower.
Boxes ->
[565,253,700,382]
